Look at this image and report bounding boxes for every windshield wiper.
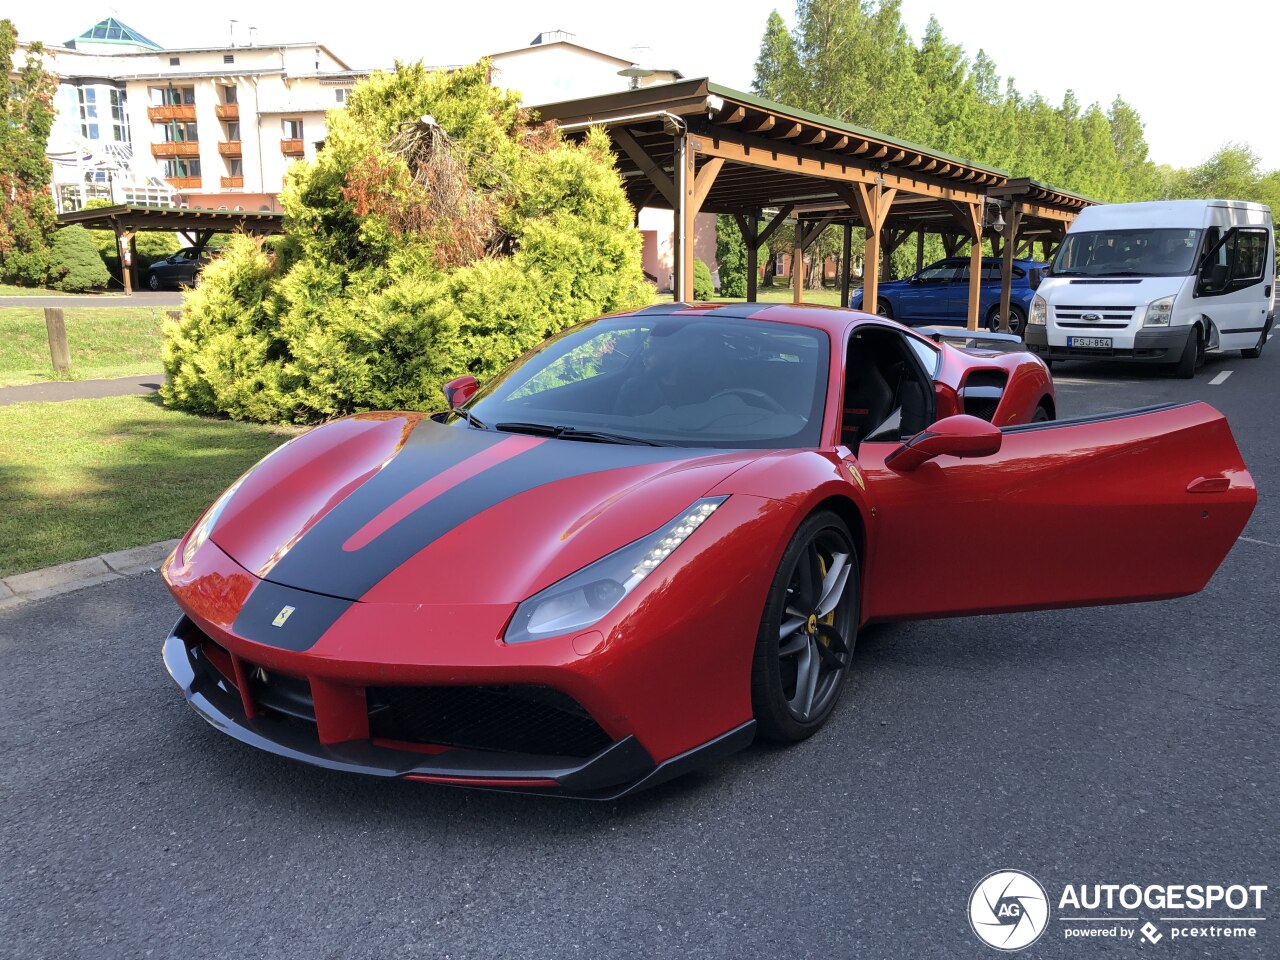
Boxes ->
[494,421,674,446]
[450,407,488,430]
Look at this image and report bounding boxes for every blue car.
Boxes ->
[849,257,1047,334]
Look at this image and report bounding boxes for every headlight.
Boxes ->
[1030,295,1047,325]
[1144,295,1174,326]
[504,497,727,644]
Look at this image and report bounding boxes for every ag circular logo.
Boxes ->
[968,870,1050,951]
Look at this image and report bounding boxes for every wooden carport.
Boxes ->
[536,81,1094,330]
[55,204,284,294]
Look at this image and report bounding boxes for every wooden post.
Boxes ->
[674,140,722,303]
[792,221,805,304]
[847,183,897,316]
[839,222,853,306]
[735,212,759,302]
[997,203,1023,332]
[45,308,71,374]
[128,233,139,294]
[916,230,925,273]
[113,221,132,295]
[966,201,984,331]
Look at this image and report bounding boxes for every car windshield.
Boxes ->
[462,315,830,448]
[1051,228,1202,277]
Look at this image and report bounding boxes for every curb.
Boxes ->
[0,539,180,610]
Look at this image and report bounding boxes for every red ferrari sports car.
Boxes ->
[162,303,1256,798]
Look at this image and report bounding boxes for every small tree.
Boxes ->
[715,216,748,298]
[0,20,57,286]
[692,259,714,301]
[48,225,110,292]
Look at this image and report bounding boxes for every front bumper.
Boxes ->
[1025,324,1192,363]
[163,618,754,798]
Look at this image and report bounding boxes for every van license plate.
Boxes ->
[1068,336,1112,349]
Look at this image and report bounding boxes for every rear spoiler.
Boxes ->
[915,327,1025,351]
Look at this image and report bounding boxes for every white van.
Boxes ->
[1025,200,1274,377]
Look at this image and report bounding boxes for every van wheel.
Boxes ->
[1174,326,1203,379]
[1242,318,1271,359]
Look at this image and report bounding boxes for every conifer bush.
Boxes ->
[162,61,651,423]
[48,225,110,292]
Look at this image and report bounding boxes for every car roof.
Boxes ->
[613,301,913,339]
[936,257,1046,268]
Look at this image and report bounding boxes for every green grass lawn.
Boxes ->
[0,307,169,387]
[749,285,850,307]
[0,395,301,577]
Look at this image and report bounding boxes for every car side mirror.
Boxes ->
[442,375,478,409]
[885,415,1003,473]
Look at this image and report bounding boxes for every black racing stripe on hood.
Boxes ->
[264,420,699,601]
[232,580,354,653]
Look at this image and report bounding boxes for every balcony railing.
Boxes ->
[165,177,202,190]
[218,141,242,157]
[220,176,244,189]
[215,103,239,120]
[151,141,200,158]
[280,138,305,157]
[147,104,197,122]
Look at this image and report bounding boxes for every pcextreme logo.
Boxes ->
[969,870,1050,951]
[968,872,1270,950]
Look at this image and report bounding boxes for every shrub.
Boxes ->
[693,258,714,301]
[715,215,748,298]
[48,225,110,292]
[162,62,650,423]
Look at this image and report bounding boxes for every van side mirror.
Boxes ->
[442,375,478,409]
[885,415,1003,473]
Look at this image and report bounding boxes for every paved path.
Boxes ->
[0,291,185,309]
[0,374,164,406]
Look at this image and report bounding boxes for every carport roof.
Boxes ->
[56,204,285,235]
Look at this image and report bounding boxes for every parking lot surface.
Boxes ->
[2,344,1276,959]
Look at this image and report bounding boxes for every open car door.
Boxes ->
[857,402,1256,621]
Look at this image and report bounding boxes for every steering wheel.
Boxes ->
[709,388,787,414]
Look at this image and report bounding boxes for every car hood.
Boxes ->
[209,412,764,604]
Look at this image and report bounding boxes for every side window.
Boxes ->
[906,336,941,376]
[917,264,960,283]
[1199,228,1269,295]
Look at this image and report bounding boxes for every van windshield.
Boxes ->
[1050,228,1202,278]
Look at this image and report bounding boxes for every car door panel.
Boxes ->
[857,402,1255,621]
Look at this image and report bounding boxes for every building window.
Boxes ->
[224,120,240,141]
[169,56,180,66]
[109,88,129,142]
[282,118,303,139]
[223,54,235,64]
[159,122,199,142]
[221,84,237,105]
[227,158,243,177]
[164,158,201,178]
[155,86,196,106]
[335,88,350,104]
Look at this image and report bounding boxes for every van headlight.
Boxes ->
[1144,295,1174,326]
[1030,295,1047,325]
[504,497,727,644]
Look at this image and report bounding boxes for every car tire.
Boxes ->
[751,510,859,743]
[147,273,161,291]
[874,300,893,320]
[986,304,1027,336]
[1174,325,1202,379]
[1032,403,1052,422]
[1242,317,1271,359]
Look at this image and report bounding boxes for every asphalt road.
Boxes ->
[0,375,164,407]
[2,339,1277,959]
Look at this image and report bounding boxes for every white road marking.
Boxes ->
[1269,329,1276,340]
[1208,370,1233,385]
[1239,536,1280,549]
